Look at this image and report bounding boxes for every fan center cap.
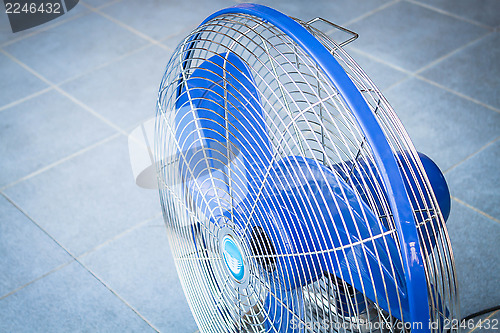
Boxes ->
[222,235,245,282]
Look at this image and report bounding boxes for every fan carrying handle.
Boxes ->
[304,17,358,47]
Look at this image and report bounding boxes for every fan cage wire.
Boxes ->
[301,20,459,326]
[155,11,458,333]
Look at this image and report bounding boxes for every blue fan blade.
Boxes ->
[175,52,272,217]
[240,156,410,319]
[331,152,451,255]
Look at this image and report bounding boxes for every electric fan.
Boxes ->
[154,4,459,332]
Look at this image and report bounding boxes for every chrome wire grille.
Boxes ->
[155,11,458,333]
[304,22,459,329]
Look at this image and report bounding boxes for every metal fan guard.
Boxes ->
[155,5,459,333]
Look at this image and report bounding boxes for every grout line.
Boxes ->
[158,24,196,45]
[346,46,413,75]
[414,75,500,114]
[452,197,500,225]
[61,88,129,134]
[0,50,53,84]
[56,42,155,86]
[0,190,163,331]
[351,47,500,115]
[444,136,500,174]
[76,212,163,260]
[80,1,172,53]
[60,0,68,12]
[1,42,160,115]
[0,259,75,301]
[0,7,91,48]
[0,3,171,116]
[0,49,130,136]
[75,260,161,332]
[382,75,411,92]
[89,0,124,10]
[0,86,53,113]
[76,210,166,333]
[0,192,82,287]
[0,45,165,192]
[468,310,500,333]
[237,0,399,28]
[341,0,400,27]
[414,31,493,75]
[344,17,500,115]
[0,2,178,192]
[0,133,120,192]
[83,0,193,46]
[405,0,494,31]
[80,1,154,43]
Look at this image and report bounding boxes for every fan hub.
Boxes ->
[221,235,246,282]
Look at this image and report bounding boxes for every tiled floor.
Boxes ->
[0,0,498,332]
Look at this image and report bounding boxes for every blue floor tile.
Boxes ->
[61,44,170,131]
[0,53,48,109]
[420,32,500,111]
[446,140,500,220]
[246,0,390,25]
[3,12,147,84]
[414,0,500,28]
[81,218,198,332]
[101,0,238,41]
[0,261,155,332]
[384,78,500,171]
[3,135,162,256]
[0,90,116,188]
[344,47,408,90]
[348,1,487,72]
[446,200,500,317]
[0,195,71,297]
